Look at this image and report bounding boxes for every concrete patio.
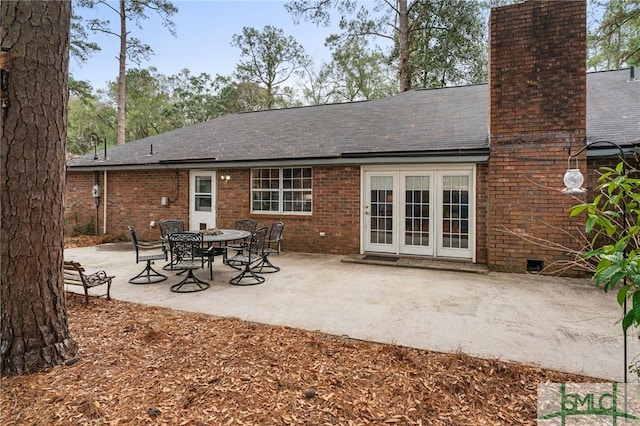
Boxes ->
[64,242,631,382]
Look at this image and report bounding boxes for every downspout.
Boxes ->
[93,171,100,235]
[103,170,107,234]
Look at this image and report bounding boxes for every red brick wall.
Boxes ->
[107,169,190,241]
[487,0,587,273]
[66,166,362,254]
[475,163,489,265]
[214,166,361,254]
[66,170,190,241]
[65,172,97,235]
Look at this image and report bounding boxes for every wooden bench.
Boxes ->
[63,260,114,304]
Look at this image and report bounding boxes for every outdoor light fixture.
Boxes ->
[562,140,632,194]
[562,165,586,194]
[563,139,629,383]
[220,174,231,182]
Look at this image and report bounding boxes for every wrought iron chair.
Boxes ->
[127,225,167,284]
[252,221,284,273]
[224,219,258,269]
[159,219,185,270]
[228,227,268,286]
[168,232,210,293]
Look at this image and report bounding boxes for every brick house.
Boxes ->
[66,0,640,274]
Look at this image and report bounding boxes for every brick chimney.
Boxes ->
[487,0,587,273]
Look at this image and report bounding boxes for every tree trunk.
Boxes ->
[0,0,77,375]
[117,0,127,145]
[397,0,411,92]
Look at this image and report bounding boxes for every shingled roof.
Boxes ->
[69,68,639,169]
[586,68,640,145]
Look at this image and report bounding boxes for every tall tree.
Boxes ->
[328,36,397,100]
[588,0,640,70]
[287,0,487,91]
[298,59,337,105]
[67,77,117,155]
[408,0,487,87]
[232,25,309,109]
[1,0,77,375]
[218,79,273,112]
[106,67,172,140]
[287,0,411,91]
[165,69,227,126]
[79,0,177,144]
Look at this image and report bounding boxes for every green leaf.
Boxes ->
[618,285,632,306]
[584,248,603,259]
[569,204,590,217]
[624,291,640,333]
[585,215,599,233]
[622,310,635,332]
[633,290,640,316]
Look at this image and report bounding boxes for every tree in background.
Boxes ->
[78,0,177,144]
[70,10,100,63]
[232,25,309,110]
[67,76,118,154]
[107,67,172,140]
[327,36,397,101]
[165,70,226,127]
[298,59,337,105]
[1,0,77,375]
[588,0,640,70]
[407,0,487,87]
[286,0,410,91]
[67,66,286,153]
[286,0,487,91]
[217,79,272,112]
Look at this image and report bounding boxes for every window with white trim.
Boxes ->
[251,167,312,214]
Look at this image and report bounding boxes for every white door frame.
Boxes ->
[189,170,217,231]
[361,165,476,261]
[434,169,475,260]
[399,171,435,256]
[363,171,397,254]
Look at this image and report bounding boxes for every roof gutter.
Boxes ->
[67,150,490,172]
[586,140,640,158]
[340,147,490,159]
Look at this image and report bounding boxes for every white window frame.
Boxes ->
[251,167,313,215]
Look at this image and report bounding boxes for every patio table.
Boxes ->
[197,229,252,280]
[199,228,251,245]
[162,229,251,284]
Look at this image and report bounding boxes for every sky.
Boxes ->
[71,0,349,90]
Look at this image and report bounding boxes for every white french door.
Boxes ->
[364,173,396,254]
[436,172,472,259]
[189,170,217,231]
[363,166,474,260]
[400,172,434,256]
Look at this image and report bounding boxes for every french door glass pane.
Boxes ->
[405,176,430,246]
[442,175,469,249]
[370,176,393,244]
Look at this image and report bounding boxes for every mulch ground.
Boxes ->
[63,234,124,248]
[0,236,598,425]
